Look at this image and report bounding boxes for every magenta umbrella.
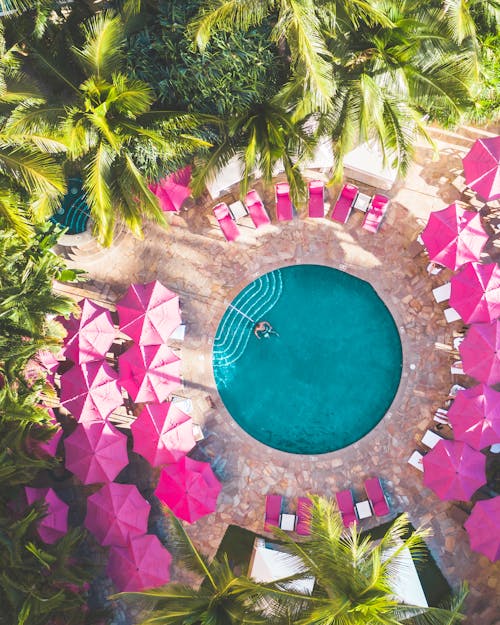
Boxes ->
[118,344,181,403]
[132,402,196,467]
[84,483,150,547]
[462,136,500,202]
[60,299,116,365]
[422,439,486,501]
[449,262,500,324]
[107,534,172,591]
[448,384,500,450]
[149,166,192,212]
[464,496,500,562]
[421,203,488,270]
[459,320,500,386]
[38,407,63,457]
[25,487,68,544]
[60,361,123,422]
[155,456,221,523]
[64,421,129,484]
[116,281,181,345]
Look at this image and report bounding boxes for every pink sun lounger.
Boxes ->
[308,180,325,217]
[213,202,240,241]
[245,190,271,228]
[295,497,312,535]
[364,477,390,517]
[275,182,293,221]
[335,489,357,527]
[331,184,358,223]
[362,194,389,233]
[264,494,283,531]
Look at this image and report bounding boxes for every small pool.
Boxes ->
[50,178,90,235]
[213,265,402,454]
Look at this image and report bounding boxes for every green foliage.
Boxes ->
[467,32,500,123]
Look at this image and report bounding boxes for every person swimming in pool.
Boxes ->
[254,320,278,339]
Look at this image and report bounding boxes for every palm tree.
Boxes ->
[439,0,500,45]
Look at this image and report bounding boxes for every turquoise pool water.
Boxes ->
[213,265,402,454]
[50,178,90,235]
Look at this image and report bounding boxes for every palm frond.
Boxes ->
[0,187,32,240]
[73,12,125,81]
[0,143,65,195]
[83,142,114,246]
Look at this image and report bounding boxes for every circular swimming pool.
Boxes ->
[213,265,402,454]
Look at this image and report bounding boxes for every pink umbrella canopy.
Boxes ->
[25,487,68,544]
[462,136,500,202]
[154,456,221,523]
[60,299,116,365]
[422,439,486,501]
[38,407,63,457]
[131,402,196,467]
[84,483,151,547]
[459,320,500,386]
[449,262,500,324]
[60,361,123,423]
[118,343,181,403]
[464,496,500,562]
[64,421,129,484]
[116,281,181,345]
[421,203,488,270]
[107,534,172,591]
[448,384,500,450]
[148,166,191,212]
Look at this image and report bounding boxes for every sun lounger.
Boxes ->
[275,182,293,221]
[451,360,464,375]
[364,477,390,517]
[169,324,186,341]
[408,450,424,472]
[335,489,357,527]
[432,282,451,303]
[422,429,444,449]
[362,194,389,233]
[448,384,465,398]
[264,494,283,531]
[295,497,312,535]
[213,202,240,241]
[331,183,358,223]
[444,307,461,323]
[245,190,271,228]
[308,180,325,217]
[427,262,443,275]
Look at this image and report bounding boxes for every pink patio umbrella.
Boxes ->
[131,402,196,467]
[155,456,221,523]
[116,280,181,345]
[464,496,500,562]
[422,439,486,501]
[107,534,172,591]
[25,487,68,544]
[149,166,192,212]
[60,299,116,365]
[459,320,500,386]
[84,483,150,547]
[449,262,500,324]
[421,203,488,270]
[448,384,500,450]
[38,407,63,457]
[462,136,500,202]
[118,344,181,403]
[60,361,123,423]
[64,421,129,484]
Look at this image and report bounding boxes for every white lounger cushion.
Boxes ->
[422,430,444,449]
[444,307,461,322]
[408,451,424,472]
[170,324,186,340]
[432,282,451,303]
[451,361,464,375]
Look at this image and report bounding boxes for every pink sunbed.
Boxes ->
[308,180,325,218]
[245,190,271,228]
[213,202,240,241]
[275,182,293,221]
[264,494,282,531]
[295,497,312,535]
[364,477,390,516]
[335,489,357,527]
[331,183,358,223]
[362,194,389,233]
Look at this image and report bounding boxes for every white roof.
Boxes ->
[250,542,315,595]
[343,141,398,189]
[383,545,428,608]
[206,156,244,199]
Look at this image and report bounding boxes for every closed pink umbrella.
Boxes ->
[149,166,192,212]
[464,496,500,562]
[447,385,500,450]
[422,439,486,501]
[64,421,129,484]
[459,320,500,386]
[118,344,181,403]
[38,407,63,457]
[25,487,68,544]
[131,402,195,467]
[462,136,500,202]
[60,361,123,422]
[84,483,150,547]
[155,457,221,523]
[107,534,172,591]
[449,262,500,324]
[421,203,488,270]
[116,281,181,345]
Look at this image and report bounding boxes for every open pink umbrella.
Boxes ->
[459,320,500,386]
[107,534,172,591]
[462,136,500,202]
[448,384,500,450]
[422,439,486,501]
[60,299,116,365]
[38,407,63,457]
[118,344,181,403]
[60,361,123,422]
[421,203,488,270]
[84,483,150,547]
[132,402,196,467]
[449,262,500,324]
[155,456,221,523]
[25,487,68,544]
[64,421,129,484]
[116,281,181,345]
[149,166,191,212]
[464,496,500,562]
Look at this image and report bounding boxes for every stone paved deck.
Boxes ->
[57,124,500,624]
